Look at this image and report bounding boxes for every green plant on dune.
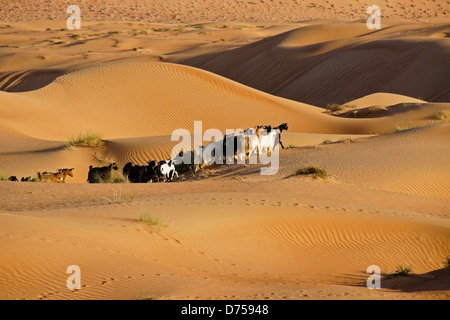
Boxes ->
[93,171,129,184]
[337,137,352,143]
[434,110,449,121]
[444,256,450,268]
[0,169,9,181]
[402,102,419,107]
[101,187,136,204]
[137,212,169,232]
[293,166,328,179]
[325,103,356,114]
[386,264,413,278]
[394,125,414,132]
[65,131,104,149]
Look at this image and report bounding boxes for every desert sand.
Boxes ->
[0,0,449,300]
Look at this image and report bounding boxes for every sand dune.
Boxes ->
[226,124,450,201]
[0,60,448,183]
[1,61,446,146]
[181,21,450,107]
[346,93,426,108]
[1,2,449,301]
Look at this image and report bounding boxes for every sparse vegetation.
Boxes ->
[402,102,419,107]
[434,110,449,120]
[444,256,450,268]
[102,187,136,204]
[394,125,414,132]
[325,103,356,114]
[137,212,168,232]
[65,131,104,148]
[108,172,130,184]
[0,43,19,48]
[191,166,208,178]
[139,295,162,300]
[294,166,328,179]
[30,176,41,182]
[0,169,9,181]
[321,138,351,144]
[151,27,169,32]
[386,264,413,278]
[367,106,386,114]
[337,137,352,143]
[94,171,129,184]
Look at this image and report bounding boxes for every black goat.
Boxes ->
[87,162,118,183]
[123,160,157,183]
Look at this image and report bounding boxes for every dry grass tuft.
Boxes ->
[65,131,103,148]
[293,166,328,179]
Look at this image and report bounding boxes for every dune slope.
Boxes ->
[181,21,450,107]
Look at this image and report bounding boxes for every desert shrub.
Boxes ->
[31,176,41,182]
[367,106,386,114]
[434,110,449,120]
[394,126,413,132]
[0,169,9,181]
[137,212,168,232]
[93,171,128,184]
[387,264,412,278]
[337,137,352,143]
[102,188,136,204]
[65,131,103,148]
[326,104,355,113]
[294,166,328,179]
[138,214,162,226]
[444,256,450,268]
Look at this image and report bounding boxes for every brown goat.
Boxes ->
[37,170,64,183]
[57,168,74,183]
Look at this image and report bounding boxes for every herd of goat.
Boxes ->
[6,123,288,184]
[7,160,178,184]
